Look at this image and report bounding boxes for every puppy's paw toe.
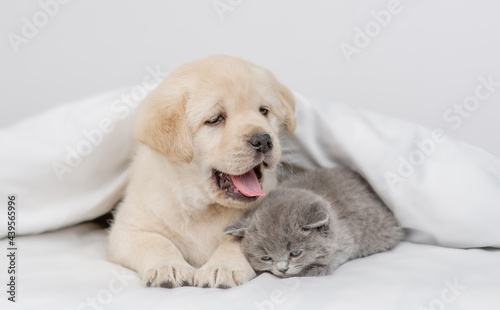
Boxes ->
[143,262,195,288]
[231,268,255,286]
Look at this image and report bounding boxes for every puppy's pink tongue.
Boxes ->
[230,170,265,197]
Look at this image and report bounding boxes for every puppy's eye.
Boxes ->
[261,256,272,261]
[205,114,224,125]
[290,250,303,257]
[259,107,269,116]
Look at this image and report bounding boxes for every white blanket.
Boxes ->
[284,93,500,248]
[0,89,135,237]
[1,88,499,249]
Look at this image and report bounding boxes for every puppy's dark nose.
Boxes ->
[249,133,273,154]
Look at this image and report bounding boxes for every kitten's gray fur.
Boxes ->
[224,167,404,278]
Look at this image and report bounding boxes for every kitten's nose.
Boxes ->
[276,261,289,274]
[278,267,289,274]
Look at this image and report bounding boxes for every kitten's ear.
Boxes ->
[224,217,250,238]
[301,202,330,230]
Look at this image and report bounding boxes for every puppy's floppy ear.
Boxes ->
[276,83,296,136]
[134,92,194,162]
[224,216,252,238]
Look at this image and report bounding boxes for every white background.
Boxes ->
[1,0,499,156]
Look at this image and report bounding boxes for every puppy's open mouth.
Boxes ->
[213,165,264,202]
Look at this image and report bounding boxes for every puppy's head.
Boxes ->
[135,55,295,209]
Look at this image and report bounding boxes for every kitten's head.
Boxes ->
[224,188,336,278]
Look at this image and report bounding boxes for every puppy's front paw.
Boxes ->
[143,261,196,288]
[194,259,256,288]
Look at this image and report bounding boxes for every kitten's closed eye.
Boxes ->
[261,256,272,261]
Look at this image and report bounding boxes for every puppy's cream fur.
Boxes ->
[108,55,295,288]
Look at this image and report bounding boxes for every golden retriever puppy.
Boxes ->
[108,55,296,288]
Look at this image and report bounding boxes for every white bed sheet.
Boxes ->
[2,222,499,310]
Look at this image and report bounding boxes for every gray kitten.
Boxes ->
[224,167,404,278]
